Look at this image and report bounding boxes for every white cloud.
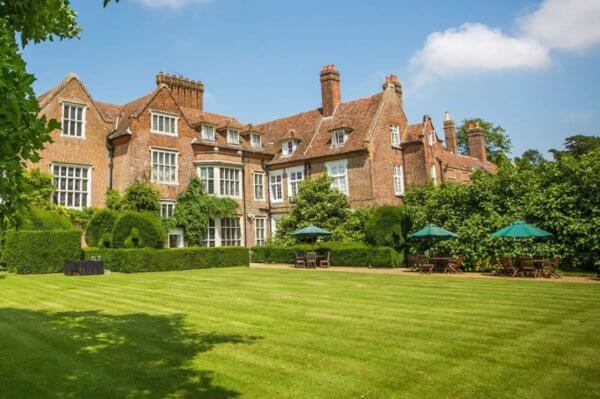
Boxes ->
[410,0,600,86]
[132,0,212,9]
[411,23,550,86]
[520,0,600,51]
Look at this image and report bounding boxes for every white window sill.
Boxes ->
[152,181,179,186]
[60,134,86,140]
[150,130,178,137]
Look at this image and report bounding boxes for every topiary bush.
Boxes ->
[4,230,81,274]
[17,208,72,231]
[112,211,166,249]
[85,209,117,247]
[251,242,403,268]
[83,247,249,273]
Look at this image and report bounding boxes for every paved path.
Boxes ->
[250,263,600,284]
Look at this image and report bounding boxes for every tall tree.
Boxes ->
[550,135,600,159]
[514,149,547,169]
[457,118,512,164]
[0,0,117,226]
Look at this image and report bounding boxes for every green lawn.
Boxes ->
[0,268,599,398]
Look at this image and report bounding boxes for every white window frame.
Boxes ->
[219,167,241,198]
[167,227,185,248]
[431,165,437,186]
[331,129,347,147]
[227,129,240,145]
[287,166,304,199]
[393,165,405,196]
[201,125,215,141]
[201,219,217,247]
[255,217,267,246]
[390,123,400,146]
[151,148,179,185]
[326,159,349,196]
[429,131,436,146]
[269,170,284,203]
[200,217,245,247]
[61,101,87,139]
[51,163,91,209]
[196,165,242,198]
[220,217,243,247]
[281,140,298,157]
[253,172,265,201]
[251,133,262,149]
[159,200,176,219]
[199,166,215,194]
[150,111,178,136]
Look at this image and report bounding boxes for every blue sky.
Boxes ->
[23,0,600,157]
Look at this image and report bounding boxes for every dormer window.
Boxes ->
[251,133,262,149]
[331,129,348,147]
[390,124,400,146]
[282,140,298,156]
[227,129,240,145]
[201,125,215,141]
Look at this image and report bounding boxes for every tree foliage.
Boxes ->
[364,206,411,252]
[169,178,238,246]
[403,149,600,271]
[457,118,512,164]
[0,0,116,225]
[276,175,364,243]
[550,134,600,159]
[120,180,161,214]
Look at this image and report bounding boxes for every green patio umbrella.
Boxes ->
[491,221,552,238]
[291,224,332,242]
[408,224,458,238]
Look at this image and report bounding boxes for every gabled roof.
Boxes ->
[256,92,384,165]
[437,151,497,172]
[180,107,245,130]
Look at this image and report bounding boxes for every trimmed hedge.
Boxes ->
[18,208,72,230]
[85,209,117,247]
[251,242,403,268]
[112,211,165,249]
[3,230,81,274]
[83,247,249,273]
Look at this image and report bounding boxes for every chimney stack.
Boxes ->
[156,72,205,110]
[383,74,403,106]
[467,120,487,162]
[443,111,458,153]
[320,65,341,117]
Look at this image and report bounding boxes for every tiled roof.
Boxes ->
[256,93,384,165]
[180,107,245,130]
[436,150,496,171]
[94,101,121,122]
[403,123,424,142]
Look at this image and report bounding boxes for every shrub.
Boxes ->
[83,247,249,273]
[85,209,117,247]
[4,230,81,274]
[17,208,72,230]
[112,211,166,249]
[251,242,403,268]
[122,180,160,213]
[364,206,411,252]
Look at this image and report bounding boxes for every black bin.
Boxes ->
[64,260,104,276]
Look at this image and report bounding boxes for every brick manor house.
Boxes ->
[32,65,495,247]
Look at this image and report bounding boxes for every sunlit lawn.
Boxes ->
[0,268,599,398]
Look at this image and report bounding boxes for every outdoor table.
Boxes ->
[428,257,453,273]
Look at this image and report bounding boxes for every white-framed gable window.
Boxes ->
[431,165,437,186]
[201,125,215,141]
[151,111,178,136]
[390,124,400,146]
[287,166,304,199]
[331,129,347,147]
[393,165,405,196]
[227,129,240,145]
[160,200,176,218]
[51,163,91,209]
[251,133,262,149]
[282,140,298,156]
[151,148,178,184]
[253,172,265,201]
[61,102,86,138]
[326,159,349,195]
[269,171,283,202]
[428,132,436,146]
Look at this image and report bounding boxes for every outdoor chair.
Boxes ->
[542,257,561,279]
[294,252,306,268]
[445,256,464,273]
[306,252,318,269]
[417,256,434,274]
[407,255,420,272]
[498,257,518,277]
[319,251,331,268]
[519,258,539,278]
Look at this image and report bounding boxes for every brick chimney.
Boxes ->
[156,72,205,110]
[443,111,457,153]
[320,65,341,117]
[467,121,487,162]
[383,74,403,106]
